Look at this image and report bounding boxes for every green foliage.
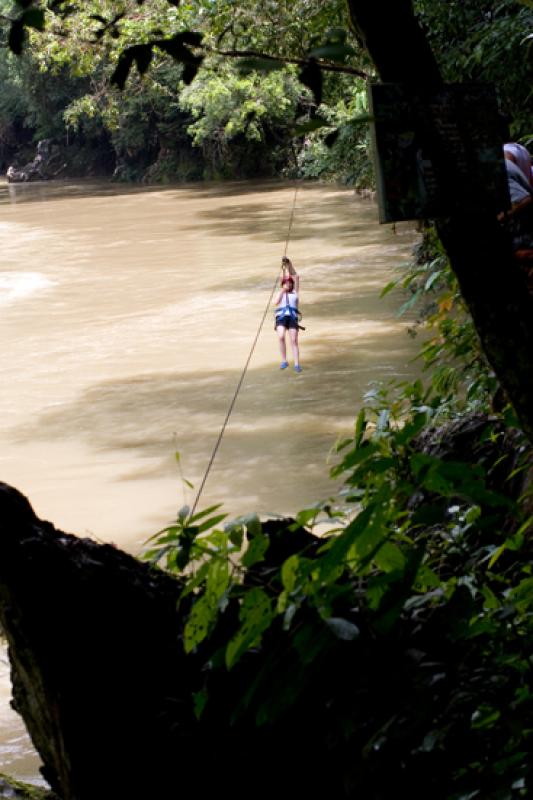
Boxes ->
[0,772,56,799]
[178,60,301,177]
[296,80,374,185]
[143,321,533,794]
[384,226,499,412]
[0,0,373,182]
[414,0,533,138]
[2,0,532,184]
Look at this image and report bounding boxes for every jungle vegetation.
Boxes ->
[0,0,531,182]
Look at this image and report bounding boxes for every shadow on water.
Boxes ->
[10,328,420,483]
[178,194,383,247]
[0,178,312,206]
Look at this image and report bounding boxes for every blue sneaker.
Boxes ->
[294,365,303,373]
[280,361,289,369]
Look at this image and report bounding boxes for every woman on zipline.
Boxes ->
[274,256,302,372]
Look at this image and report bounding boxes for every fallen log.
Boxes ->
[6,141,65,183]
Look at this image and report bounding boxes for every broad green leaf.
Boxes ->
[243,513,262,538]
[184,593,217,653]
[412,564,441,591]
[481,584,500,610]
[354,408,366,448]
[294,507,320,527]
[281,554,300,593]
[242,531,269,568]
[510,576,533,612]
[398,289,422,316]
[283,602,297,631]
[318,504,375,580]
[206,558,229,602]
[193,689,208,720]
[394,412,429,445]
[226,588,274,669]
[330,441,378,477]
[143,544,171,565]
[380,281,398,298]
[179,562,210,600]
[373,542,406,573]
[227,524,244,549]
[471,705,501,729]
[196,514,227,533]
[189,504,224,524]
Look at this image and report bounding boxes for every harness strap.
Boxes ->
[275,293,302,321]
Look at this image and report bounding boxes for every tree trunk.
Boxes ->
[0,483,192,799]
[346,0,533,443]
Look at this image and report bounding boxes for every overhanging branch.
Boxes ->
[213,46,369,79]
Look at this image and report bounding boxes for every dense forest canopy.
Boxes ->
[0,0,531,181]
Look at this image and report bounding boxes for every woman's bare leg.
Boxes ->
[277,325,288,363]
[289,328,300,367]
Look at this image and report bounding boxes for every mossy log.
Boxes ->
[0,773,57,800]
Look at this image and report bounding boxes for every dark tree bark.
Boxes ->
[0,483,195,799]
[346,0,533,443]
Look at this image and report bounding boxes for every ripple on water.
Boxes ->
[0,272,55,307]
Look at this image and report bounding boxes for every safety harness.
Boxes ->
[274,293,305,330]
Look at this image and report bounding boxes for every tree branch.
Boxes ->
[213,46,369,79]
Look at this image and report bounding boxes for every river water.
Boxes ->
[0,178,418,782]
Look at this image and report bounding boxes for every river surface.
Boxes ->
[0,178,418,783]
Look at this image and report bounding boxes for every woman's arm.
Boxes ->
[293,272,300,294]
[285,259,300,293]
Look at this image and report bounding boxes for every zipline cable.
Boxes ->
[190,183,299,517]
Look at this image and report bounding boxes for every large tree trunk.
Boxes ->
[346,0,533,442]
[0,484,192,799]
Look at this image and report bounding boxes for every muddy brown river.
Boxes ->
[0,178,418,782]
